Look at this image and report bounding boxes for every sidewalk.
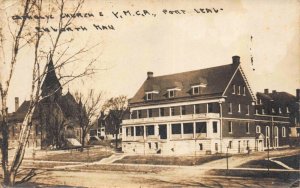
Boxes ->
[51,153,128,169]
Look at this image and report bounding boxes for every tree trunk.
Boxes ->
[115,133,118,149]
[80,130,85,152]
[3,172,13,187]
[7,106,35,186]
[1,97,13,186]
[2,124,11,185]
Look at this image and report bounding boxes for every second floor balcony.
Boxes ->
[123,113,220,125]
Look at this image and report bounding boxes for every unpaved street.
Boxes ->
[25,168,297,188]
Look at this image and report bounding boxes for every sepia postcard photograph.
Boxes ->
[0,0,299,187]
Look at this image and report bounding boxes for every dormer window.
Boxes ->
[192,84,206,95]
[167,88,181,98]
[145,90,159,101]
[146,93,152,100]
[193,87,200,95]
[169,90,175,98]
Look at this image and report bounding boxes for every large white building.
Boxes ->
[121,56,292,155]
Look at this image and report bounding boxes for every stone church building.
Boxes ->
[7,60,84,149]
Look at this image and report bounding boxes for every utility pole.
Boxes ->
[226,146,229,174]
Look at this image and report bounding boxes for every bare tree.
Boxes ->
[0,0,99,186]
[102,95,128,149]
[75,90,103,152]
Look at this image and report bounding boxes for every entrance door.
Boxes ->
[215,143,218,152]
[258,140,263,151]
[159,124,167,139]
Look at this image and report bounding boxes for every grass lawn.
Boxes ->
[22,161,80,168]
[239,159,285,169]
[208,169,299,181]
[33,149,112,162]
[115,154,227,166]
[75,164,165,173]
[276,155,300,169]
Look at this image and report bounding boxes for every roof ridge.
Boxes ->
[151,63,233,79]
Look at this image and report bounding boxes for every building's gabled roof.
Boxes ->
[9,92,82,122]
[58,91,80,119]
[8,100,39,122]
[130,62,239,105]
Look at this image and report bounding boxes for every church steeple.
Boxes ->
[41,59,62,98]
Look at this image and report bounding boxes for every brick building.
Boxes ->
[121,56,295,155]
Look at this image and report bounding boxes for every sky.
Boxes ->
[1,0,299,112]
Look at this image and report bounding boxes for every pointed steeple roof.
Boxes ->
[41,59,62,97]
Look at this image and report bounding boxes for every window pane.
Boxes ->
[228,103,232,113]
[228,122,232,133]
[171,124,181,134]
[148,109,153,117]
[183,123,193,134]
[146,125,154,135]
[181,106,186,115]
[170,107,175,116]
[196,122,207,133]
[147,93,152,100]
[136,126,144,136]
[131,127,134,136]
[213,122,218,133]
[194,87,199,94]
[160,108,165,116]
[137,110,142,118]
[195,104,200,114]
[246,123,249,133]
[208,103,213,113]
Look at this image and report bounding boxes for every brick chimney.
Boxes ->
[264,89,269,94]
[232,56,240,66]
[272,90,276,94]
[15,97,19,112]
[296,89,300,101]
[147,71,153,79]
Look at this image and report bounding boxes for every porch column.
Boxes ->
[181,123,183,138]
[133,126,136,141]
[168,124,171,140]
[207,120,212,138]
[143,125,146,140]
[193,122,196,139]
[155,124,159,138]
[122,127,126,141]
